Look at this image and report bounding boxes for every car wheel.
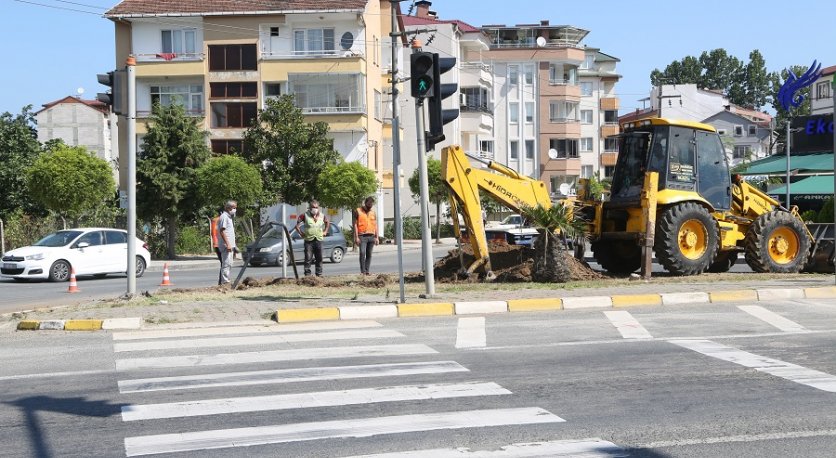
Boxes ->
[330,247,344,263]
[135,256,147,278]
[48,260,71,282]
[278,250,292,267]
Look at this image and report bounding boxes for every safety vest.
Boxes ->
[210,216,220,248]
[302,214,326,241]
[356,207,376,234]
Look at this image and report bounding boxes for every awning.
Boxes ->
[738,152,834,175]
[767,175,835,195]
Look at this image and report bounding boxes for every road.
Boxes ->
[0,244,456,314]
[1,297,835,456]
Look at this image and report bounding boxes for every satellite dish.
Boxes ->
[77,87,85,96]
[536,36,547,48]
[559,183,571,195]
[547,148,558,160]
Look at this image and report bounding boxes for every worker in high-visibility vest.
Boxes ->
[353,196,378,276]
[295,199,330,277]
[210,207,222,263]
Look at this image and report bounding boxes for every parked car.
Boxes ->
[246,225,346,267]
[0,228,151,282]
[485,214,531,230]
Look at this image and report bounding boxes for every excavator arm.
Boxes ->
[441,145,552,277]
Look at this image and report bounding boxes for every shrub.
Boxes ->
[176,225,210,255]
[800,210,818,223]
[818,197,835,223]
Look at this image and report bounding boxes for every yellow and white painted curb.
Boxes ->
[270,286,836,324]
[16,317,142,331]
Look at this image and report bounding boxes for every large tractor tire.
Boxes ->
[744,211,810,273]
[654,202,719,276]
[707,251,738,273]
[592,240,641,275]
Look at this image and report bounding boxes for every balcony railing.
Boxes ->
[135,53,204,62]
[301,105,365,114]
[137,108,205,117]
[460,104,493,114]
[261,50,363,59]
[490,39,582,49]
[548,78,578,86]
[461,62,492,72]
[549,117,579,123]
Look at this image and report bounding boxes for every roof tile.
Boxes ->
[107,0,367,16]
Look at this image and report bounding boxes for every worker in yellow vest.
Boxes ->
[353,196,378,275]
[295,199,330,277]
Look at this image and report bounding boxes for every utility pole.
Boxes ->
[831,76,836,285]
[786,120,792,208]
[390,0,405,303]
[412,40,436,296]
[126,56,137,297]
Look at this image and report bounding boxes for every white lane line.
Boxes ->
[455,317,486,348]
[737,305,808,332]
[115,344,438,371]
[603,310,653,339]
[0,369,111,382]
[641,429,836,448]
[346,438,627,457]
[670,339,836,392]
[112,320,382,341]
[122,381,510,421]
[113,329,404,352]
[0,321,13,330]
[118,361,469,394]
[123,407,565,456]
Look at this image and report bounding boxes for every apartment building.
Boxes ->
[811,65,835,115]
[104,0,403,230]
[35,96,116,172]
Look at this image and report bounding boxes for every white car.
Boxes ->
[0,228,151,282]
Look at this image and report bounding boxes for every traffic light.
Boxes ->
[410,52,434,98]
[425,54,458,151]
[97,70,126,115]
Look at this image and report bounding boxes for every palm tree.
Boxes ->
[521,203,587,282]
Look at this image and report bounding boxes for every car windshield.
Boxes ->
[34,230,83,247]
[501,215,521,225]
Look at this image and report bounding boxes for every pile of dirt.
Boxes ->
[238,274,394,289]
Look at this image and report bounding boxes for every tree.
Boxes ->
[521,203,587,283]
[699,49,743,93]
[318,161,379,217]
[651,55,701,87]
[244,95,340,207]
[0,106,43,218]
[137,102,211,259]
[743,50,770,110]
[195,155,263,214]
[408,156,447,243]
[25,144,115,226]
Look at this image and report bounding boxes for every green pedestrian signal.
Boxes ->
[410,52,434,99]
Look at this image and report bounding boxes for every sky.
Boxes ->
[1,0,833,116]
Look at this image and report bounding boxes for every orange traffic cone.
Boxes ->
[67,269,80,293]
[159,263,173,286]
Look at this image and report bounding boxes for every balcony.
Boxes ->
[135,53,205,77]
[601,124,620,138]
[137,109,205,118]
[600,97,619,111]
[542,158,581,174]
[600,152,618,167]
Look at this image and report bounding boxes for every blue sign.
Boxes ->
[778,60,822,111]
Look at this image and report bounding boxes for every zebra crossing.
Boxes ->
[112,319,624,457]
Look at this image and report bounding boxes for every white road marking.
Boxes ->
[0,321,13,330]
[113,329,404,352]
[123,407,565,456]
[346,438,627,457]
[118,361,469,393]
[122,381,510,421]
[603,310,653,339]
[0,369,111,382]
[670,339,836,392]
[456,317,486,348]
[114,344,438,371]
[112,320,382,341]
[737,305,808,332]
[641,428,836,448]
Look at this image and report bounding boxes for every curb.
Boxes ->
[271,286,836,324]
[16,317,143,332]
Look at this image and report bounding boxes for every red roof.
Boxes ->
[107,0,366,16]
[618,108,657,125]
[402,15,481,33]
[822,65,836,76]
[37,96,109,115]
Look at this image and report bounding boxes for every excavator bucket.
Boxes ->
[804,223,836,273]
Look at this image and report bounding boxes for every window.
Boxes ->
[461,87,490,112]
[549,101,578,122]
[211,102,257,128]
[549,138,578,158]
[748,125,757,136]
[525,139,534,159]
[289,73,364,113]
[77,231,103,247]
[264,83,282,101]
[734,125,743,136]
[817,81,831,100]
[293,28,336,55]
[524,102,534,123]
[550,175,577,195]
[581,165,593,179]
[374,90,382,120]
[604,137,618,152]
[604,110,618,124]
[580,54,595,70]
[580,82,593,96]
[209,44,257,71]
[509,102,519,123]
[210,82,257,98]
[523,66,534,85]
[211,139,246,155]
[161,29,196,55]
[580,137,593,152]
[733,145,751,159]
[479,140,494,159]
[509,66,519,86]
[548,64,577,85]
[580,109,593,124]
[104,231,127,245]
[150,84,203,114]
[509,140,519,160]
[717,129,727,136]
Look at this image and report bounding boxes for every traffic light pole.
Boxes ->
[413,47,436,296]
[126,56,137,297]
[390,0,405,303]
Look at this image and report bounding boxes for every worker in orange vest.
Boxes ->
[353,196,378,275]
[210,207,223,263]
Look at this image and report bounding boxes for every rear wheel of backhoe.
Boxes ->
[744,211,810,273]
[655,202,718,276]
[708,251,738,273]
[592,240,641,275]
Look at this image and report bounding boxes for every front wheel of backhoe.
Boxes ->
[654,202,719,276]
[744,211,810,273]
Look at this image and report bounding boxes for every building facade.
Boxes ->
[811,65,835,115]
[35,96,116,172]
[105,0,403,231]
